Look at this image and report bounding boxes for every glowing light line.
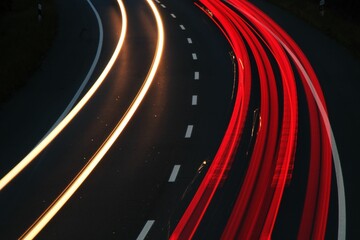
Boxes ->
[42,0,104,139]
[0,0,126,191]
[231,1,345,238]
[19,0,164,238]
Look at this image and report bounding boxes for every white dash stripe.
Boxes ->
[180,24,185,30]
[192,95,198,105]
[168,165,181,182]
[154,0,160,3]
[187,37,192,44]
[171,13,176,18]
[137,220,155,240]
[192,53,197,60]
[160,3,166,8]
[185,125,193,138]
[194,71,199,80]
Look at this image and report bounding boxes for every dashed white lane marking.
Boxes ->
[192,53,197,60]
[187,37,192,44]
[185,125,194,138]
[192,95,198,105]
[180,24,186,30]
[160,3,166,8]
[137,220,155,240]
[168,165,181,182]
[154,0,160,3]
[171,13,176,18]
[194,71,199,80]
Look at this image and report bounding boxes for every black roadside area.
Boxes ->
[0,0,57,103]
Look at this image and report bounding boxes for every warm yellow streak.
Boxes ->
[0,0,127,191]
[19,0,164,239]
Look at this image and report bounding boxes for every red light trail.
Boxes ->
[171,0,345,239]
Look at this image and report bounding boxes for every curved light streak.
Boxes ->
[0,0,126,191]
[19,0,164,239]
[41,0,104,139]
[237,6,346,239]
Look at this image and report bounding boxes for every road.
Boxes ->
[0,0,355,239]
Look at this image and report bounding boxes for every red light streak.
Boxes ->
[171,0,341,239]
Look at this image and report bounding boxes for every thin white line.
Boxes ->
[19,1,165,238]
[168,165,181,182]
[44,0,103,139]
[160,3,166,8]
[232,5,346,238]
[243,11,347,239]
[192,95,198,105]
[180,24,185,30]
[187,37,192,44]
[137,220,155,240]
[0,0,108,191]
[18,0,129,238]
[192,53,197,60]
[194,71,199,80]
[171,13,176,18]
[154,0,160,3]
[185,125,193,138]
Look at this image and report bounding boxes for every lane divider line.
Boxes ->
[180,24,186,30]
[42,0,104,140]
[168,165,181,182]
[194,71,199,80]
[0,0,125,191]
[137,220,155,240]
[187,37,193,44]
[171,13,176,18]
[185,125,194,138]
[19,0,165,238]
[192,95,198,106]
[192,53,198,60]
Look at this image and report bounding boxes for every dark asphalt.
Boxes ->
[250,0,360,238]
[0,0,358,239]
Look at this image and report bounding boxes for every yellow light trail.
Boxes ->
[19,0,164,239]
[0,0,127,191]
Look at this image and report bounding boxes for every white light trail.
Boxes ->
[19,0,164,238]
[0,0,127,191]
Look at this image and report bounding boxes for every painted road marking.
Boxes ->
[160,3,166,8]
[187,37,192,44]
[192,53,197,60]
[168,165,181,182]
[192,95,198,106]
[171,13,176,18]
[137,220,155,240]
[185,125,193,138]
[194,71,199,80]
[180,24,185,30]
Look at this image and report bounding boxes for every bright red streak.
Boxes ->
[170,0,252,238]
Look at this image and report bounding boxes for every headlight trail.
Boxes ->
[19,0,164,239]
[41,0,103,140]
[0,0,127,191]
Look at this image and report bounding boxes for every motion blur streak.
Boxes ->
[18,0,128,239]
[236,2,345,239]
[0,0,126,191]
[19,0,164,239]
[170,0,251,238]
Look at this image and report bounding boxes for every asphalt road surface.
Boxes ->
[1,0,359,239]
